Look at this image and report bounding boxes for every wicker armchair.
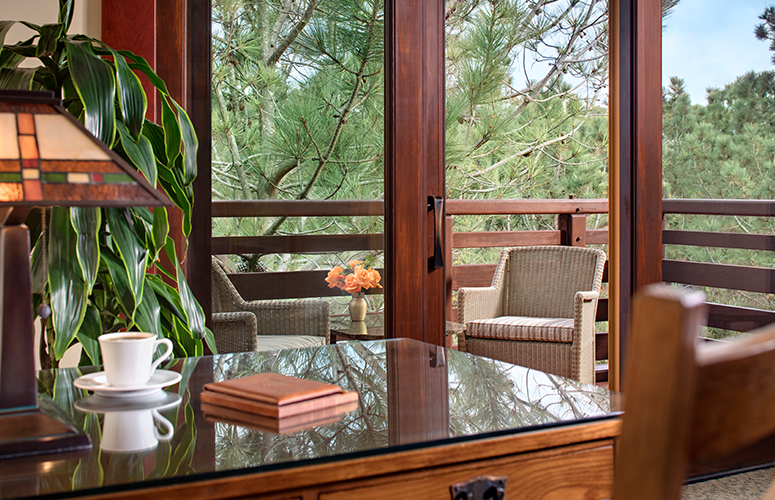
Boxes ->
[457,246,606,384]
[212,311,258,353]
[211,257,330,352]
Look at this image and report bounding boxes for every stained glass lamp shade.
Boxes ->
[0,90,171,459]
[0,89,168,207]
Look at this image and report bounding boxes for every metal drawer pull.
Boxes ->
[450,475,507,500]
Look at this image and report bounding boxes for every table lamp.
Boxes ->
[0,90,171,458]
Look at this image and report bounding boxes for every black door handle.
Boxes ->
[428,196,444,270]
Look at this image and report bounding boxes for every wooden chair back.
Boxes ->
[614,284,775,500]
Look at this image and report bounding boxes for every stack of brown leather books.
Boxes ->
[200,372,358,434]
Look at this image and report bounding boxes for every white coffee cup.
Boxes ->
[98,332,173,387]
[101,408,174,453]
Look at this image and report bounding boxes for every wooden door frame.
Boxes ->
[609,0,663,390]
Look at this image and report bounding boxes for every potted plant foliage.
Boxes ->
[0,0,214,367]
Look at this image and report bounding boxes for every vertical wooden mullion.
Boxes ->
[611,0,662,389]
[187,0,213,332]
[385,0,446,346]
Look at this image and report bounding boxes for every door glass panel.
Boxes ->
[662,1,775,338]
[211,1,385,327]
[445,2,609,343]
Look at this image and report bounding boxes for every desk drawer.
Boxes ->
[320,442,613,500]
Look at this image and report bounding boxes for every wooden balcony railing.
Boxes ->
[211,197,775,383]
[211,198,611,381]
[662,199,775,333]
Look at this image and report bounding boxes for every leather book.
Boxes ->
[202,401,358,434]
[201,372,358,418]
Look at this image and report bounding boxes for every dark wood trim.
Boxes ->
[559,214,588,247]
[385,0,446,346]
[633,0,663,300]
[187,0,213,331]
[663,199,775,216]
[453,231,561,248]
[608,0,626,391]
[609,0,663,389]
[446,199,608,215]
[597,298,609,322]
[587,229,609,245]
[451,264,497,289]
[101,2,157,122]
[212,200,384,217]
[663,260,775,295]
[596,332,609,361]
[212,234,383,255]
[706,303,775,332]
[663,230,775,251]
[156,0,188,278]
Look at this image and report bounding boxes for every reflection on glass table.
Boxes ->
[329,313,466,347]
[2,339,617,500]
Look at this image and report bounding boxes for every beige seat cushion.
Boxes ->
[254,335,326,352]
[467,316,574,343]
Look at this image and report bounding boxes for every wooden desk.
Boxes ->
[0,339,619,500]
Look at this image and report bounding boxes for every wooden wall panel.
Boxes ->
[102,1,157,121]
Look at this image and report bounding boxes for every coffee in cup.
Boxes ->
[98,332,173,387]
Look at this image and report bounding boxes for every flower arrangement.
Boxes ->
[325,258,382,295]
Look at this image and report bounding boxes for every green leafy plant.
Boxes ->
[0,0,215,367]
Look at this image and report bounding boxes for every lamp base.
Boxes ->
[0,401,90,459]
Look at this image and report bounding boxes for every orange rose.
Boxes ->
[354,267,373,288]
[369,268,382,288]
[347,259,363,268]
[343,274,361,294]
[325,266,344,288]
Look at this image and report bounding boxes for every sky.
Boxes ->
[662,0,774,104]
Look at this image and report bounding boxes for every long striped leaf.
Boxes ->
[37,23,64,57]
[49,207,88,360]
[0,21,16,63]
[102,248,134,319]
[65,40,116,146]
[134,276,162,336]
[146,274,185,323]
[161,96,181,168]
[172,100,197,186]
[70,207,100,293]
[119,50,169,95]
[0,67,37,89]
[58,0,75,33]
[106,208,147,317]
[75,305,102,365]
[117,121,157,187]
[151,206,169,261]
[110,48,146,138]
[173,242,204,340]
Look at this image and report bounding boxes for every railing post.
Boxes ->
[558,213,587,247]
[445,215,454,322]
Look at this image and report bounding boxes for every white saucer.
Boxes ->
[73,369,182,398]
[75,391,182,413]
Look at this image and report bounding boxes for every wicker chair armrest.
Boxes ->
[212,311,258,354]
[573,290,600,385]
[458,286,502,324]
[241,298,331,341]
